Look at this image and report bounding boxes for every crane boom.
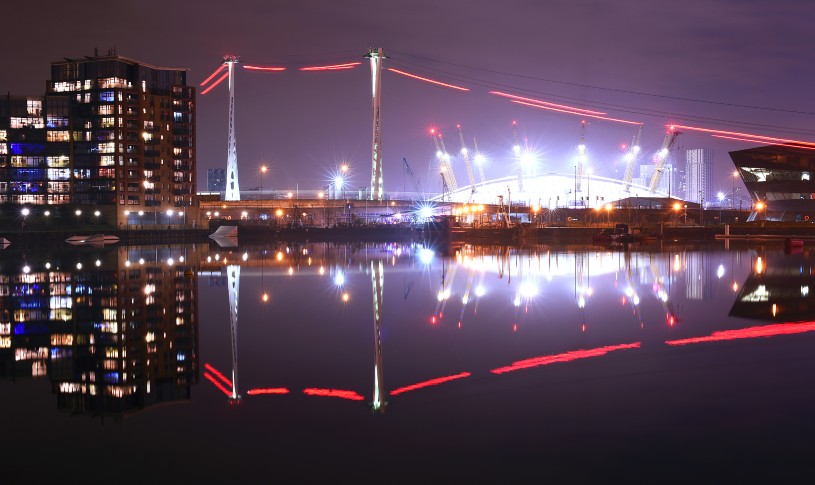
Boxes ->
[472,137,486,184]
[430,130,458,193]
[576,120,587,193]
[512,121,523,192]
[623,125,643,192]
[649,128,681,193]
[436,132,459,192]
[402,157,423,194]
[456,124,477,202]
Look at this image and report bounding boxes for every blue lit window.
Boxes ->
[99,91,115,102]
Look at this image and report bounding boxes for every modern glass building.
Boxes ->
[730,145,815,221]
[0,50,196,227]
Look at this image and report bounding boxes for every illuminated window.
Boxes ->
[46,131,70,142]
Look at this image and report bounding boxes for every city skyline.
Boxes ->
[1,0,812,198]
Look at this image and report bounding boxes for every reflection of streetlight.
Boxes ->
[21,207,29,228]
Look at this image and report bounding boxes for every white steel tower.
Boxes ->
[366,48,386,201]
[224,56,241,201]
[227,264,241,403]
[370,260,387,413]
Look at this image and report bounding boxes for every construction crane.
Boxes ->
[576,120,587,193]
[649,127,682,193]
[472,137,487,185]
[436,131,459,192]
[402,157,423,194]
[623,125,643,193]
[456,124,477,202]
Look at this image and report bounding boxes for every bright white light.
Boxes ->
[436,150,443,159]
[520,152,535,166]
[475,285,486,297]
[658,148,669,157]
[334,175,345,190]
[717,264,725,279]
[139,258,145,265]
[462,295,469,305]
[21,208,30,217]
[75,210,82,216]
[633,145,641,153]
[242,252,249,261]
[94,210,101,217]
[519,281,537,298]
[513,295,521,307]
[418,248,435,265]
[625,287,634,297]
[45,262,51,269]
[167,258,174,265]
[513,145,521,156]
[418,205,434,219]
[166,210,174,216]
[802,285,810,296]
[44,211,50,216]
[76,263,82,269]
[717,192,725,202]
[578,144,586,154]
[22,265,30,274]
[95,260,101,267]
[461,147,468,155]
[334,271,345,287]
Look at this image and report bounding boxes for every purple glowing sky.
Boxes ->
[1,0,813,196]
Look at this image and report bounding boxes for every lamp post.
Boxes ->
[21,207,29,229]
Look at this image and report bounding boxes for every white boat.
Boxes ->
[66,234,120,246]
[0,237,9,249]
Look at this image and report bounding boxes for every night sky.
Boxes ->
[2,0,813,196]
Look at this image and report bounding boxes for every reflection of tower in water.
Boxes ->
[227,265,241,404]
[370,260,386,413]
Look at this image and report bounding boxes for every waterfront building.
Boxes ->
[730,145,815,221]
[0,50,196,227]
[685,148,713,204]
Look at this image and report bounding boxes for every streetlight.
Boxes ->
[756,201,765,223]
[717,192,725,224]
[21,207,29,229]
[259,165,268,200]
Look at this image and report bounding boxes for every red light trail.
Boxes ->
[200,65,226,86]
[711,134,815,151]
[489,90,607,115]
[200,71,229,95]
[243,65,287,71]
[247,388,290,396]
[303,388,365,401]
[491,342,641,374]
[204,372,232,397]
[299,62,361,71]
[390,372,471,396]
[512,100,642,125]
[669,124,815,148]
[204,363,233,388]
[387,68,470,92]
[666,322,815,346]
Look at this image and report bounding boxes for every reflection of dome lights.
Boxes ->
[717,264,725,279]
[475,285,486,297]
[513,295,521,307]
[342,292,350,302]
[578,296,585,308]
[418,248,434,264]
[520,282,537,298]
[462,295,469,305]
[659,290,668,302]
[334,272,345,287]
[633,295,640,305]
[625,287,634,297]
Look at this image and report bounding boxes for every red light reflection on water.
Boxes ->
[390,372,471,396]
[666,322,815,346]
[247,388,290,396]
[205,363,233,387]
[491,342,641,374]
[204,372,232,397]
[303,388,365,401]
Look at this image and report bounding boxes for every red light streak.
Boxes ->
[299,62,361,71]
[666,322,815,346]
[390,372,471,396]
[711,135,815,151]
[491,342,641,374]
[204,363,232,387]
[200,64,226,86]
[204,372,232,397]
[670,124,815,148]
[512,100,642,125]
[200,71,229,95]
[490,90,606,115]
[303,388,365,401]
[243,65,287,72]
[247,388,290,396]
[387,68,470,92]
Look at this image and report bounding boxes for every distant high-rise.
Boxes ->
[207,168,226,192]
[0,50,196,227]
[685,148,713,204]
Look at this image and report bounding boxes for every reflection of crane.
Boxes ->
[623,125,643,192]
[430,130,458,193]
[649,127,681,193]
[402,157,423,194]
[472,137,487,185]
[227,264,241,404]
[576,120,587,193]
[456,124,477,202]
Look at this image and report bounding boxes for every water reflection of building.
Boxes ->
[730,250,815,322]
[0,246,198,419]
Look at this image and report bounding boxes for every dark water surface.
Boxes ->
[1,241,814,482]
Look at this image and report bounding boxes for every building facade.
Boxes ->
[0,51,196,227]
[730,145,815,221]
[685,148,713,204]
[207,168,226,192]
